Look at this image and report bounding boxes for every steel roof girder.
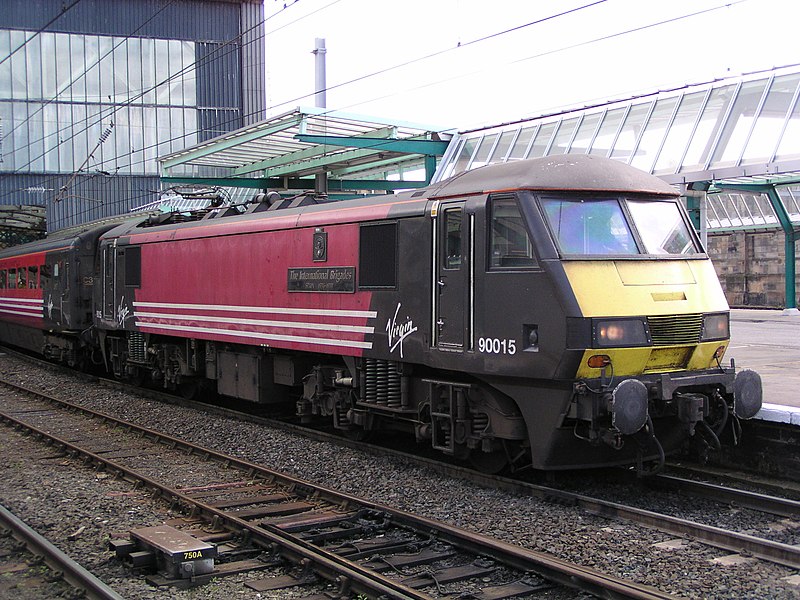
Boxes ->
[329,155,425,177]
[293,135,449,155]
[263,147,397,178]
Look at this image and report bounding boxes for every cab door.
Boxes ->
[434,203,469,348]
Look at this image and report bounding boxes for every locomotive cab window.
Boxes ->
[488,196,537,269]
[542,197,638,256]
[627,200,699,255]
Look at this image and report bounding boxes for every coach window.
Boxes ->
[0,270,6,289]
[8,269,16,289]
[17,268,26,288]
[488,196,538,269]
[28,266,38,289]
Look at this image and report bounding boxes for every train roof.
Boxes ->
[0,222,119,259]
[426,154,680,199]
[105,155,680,245]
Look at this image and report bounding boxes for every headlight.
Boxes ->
[701,313,729,341]
[594,318,649,348]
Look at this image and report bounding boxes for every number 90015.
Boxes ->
[477,337,516,354]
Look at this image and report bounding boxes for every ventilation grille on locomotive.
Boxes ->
[647,314,703,346]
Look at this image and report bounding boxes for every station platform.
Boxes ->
[729,308,800,425]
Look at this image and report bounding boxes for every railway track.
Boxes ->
[121,377,800,570]
[151,392,800,569]
[0,502,124,600]
[0,377,676,599]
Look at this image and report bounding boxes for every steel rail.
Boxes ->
[0,503,125,600]
[663,462,800,501]
[402,458,800,570]
[649,473,800,518]
[0,378,677,600]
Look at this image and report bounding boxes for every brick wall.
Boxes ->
[706,230,791,308]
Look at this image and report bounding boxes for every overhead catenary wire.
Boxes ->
[91,0,752,179]
[3,0,618,189]
[1,0,752,209]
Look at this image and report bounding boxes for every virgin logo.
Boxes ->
[386,302,417,358]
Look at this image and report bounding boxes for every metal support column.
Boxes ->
[313,38,328,195]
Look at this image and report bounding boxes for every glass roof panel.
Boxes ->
[548,117,581,155]
[709,78,770,168]
[508,125,536,160]
[653,90,707,174]
[631,96,679,172]
[450,136,479,176]
[780,186,800,215]
[741,73,800,164]
[680,84,737,172]
[528,122,557,158]
[568,111,602,154]
[470,133,499,169]
[490,129,518,163]
[435,66,800,190]
[610,102,652,163]
[775,89,800,162]
[589,107,626,156]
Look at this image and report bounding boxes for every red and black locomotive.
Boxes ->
[0,155,762,472]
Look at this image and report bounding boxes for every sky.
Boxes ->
[262,0,800,132]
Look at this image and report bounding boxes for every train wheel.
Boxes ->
[469,449,508,474]
[179,379,199,400]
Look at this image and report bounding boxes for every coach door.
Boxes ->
[434,202,471,348]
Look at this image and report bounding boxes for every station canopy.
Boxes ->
[158,106,452,198]
[435,64,800,233]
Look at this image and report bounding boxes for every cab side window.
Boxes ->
[488,196,537,269]
[444,208,462,269]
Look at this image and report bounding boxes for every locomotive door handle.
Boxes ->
[437,279,445,287]
[436,318,445,329]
